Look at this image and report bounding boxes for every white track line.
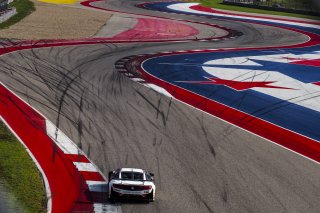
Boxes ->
[73,162,99,172]
[145,83,173,98]
[46,120,80,155]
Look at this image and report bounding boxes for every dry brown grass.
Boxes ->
[0,0,112,40]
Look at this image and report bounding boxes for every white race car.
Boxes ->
[108,168,156,202]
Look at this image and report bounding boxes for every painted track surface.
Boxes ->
[111,18,199,39]
[0,0,319,212]
[135,2,320,163]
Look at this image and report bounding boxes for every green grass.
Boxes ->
[0,122,46,213]
[198,0,319,20]
[0,0,35,29]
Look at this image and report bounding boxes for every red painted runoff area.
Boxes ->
[112,18,198,40]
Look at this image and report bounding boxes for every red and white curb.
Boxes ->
[0,82,121,213]
[46,120,122,213]
[115,56,173,98]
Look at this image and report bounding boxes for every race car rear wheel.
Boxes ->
[147,190,154,202]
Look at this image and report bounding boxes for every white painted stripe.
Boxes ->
[73,162,98,172]
[124,73,134,77]
[145,83,173,98]
[86,181,108,192]
[130,78,144,82]
[93,204,122,213]
[46,120,79,154]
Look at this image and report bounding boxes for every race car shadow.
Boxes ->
[112,199,152,205]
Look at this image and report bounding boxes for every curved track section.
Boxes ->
[0,0,319,212]
[123,2,320,163]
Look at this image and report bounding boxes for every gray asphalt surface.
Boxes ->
[0,0,319,212]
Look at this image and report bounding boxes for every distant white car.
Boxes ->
[108,168,156,202]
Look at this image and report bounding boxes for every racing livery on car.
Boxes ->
[108,168,155,202]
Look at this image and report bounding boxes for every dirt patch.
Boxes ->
[0,0,112,40]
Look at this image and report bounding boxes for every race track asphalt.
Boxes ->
[0,0,319,212]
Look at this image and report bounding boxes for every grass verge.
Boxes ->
[198,0,319,20]
[0,122,46,213]
[0,0,35,29]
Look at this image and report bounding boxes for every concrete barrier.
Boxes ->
[0,7,16,24]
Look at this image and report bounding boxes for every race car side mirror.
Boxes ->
[150,173,154,177]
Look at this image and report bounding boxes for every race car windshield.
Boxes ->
[133,172,144,180]
[120,172,144,181]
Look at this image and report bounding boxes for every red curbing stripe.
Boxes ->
[80,171,106,181]
[66,154,91,163]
